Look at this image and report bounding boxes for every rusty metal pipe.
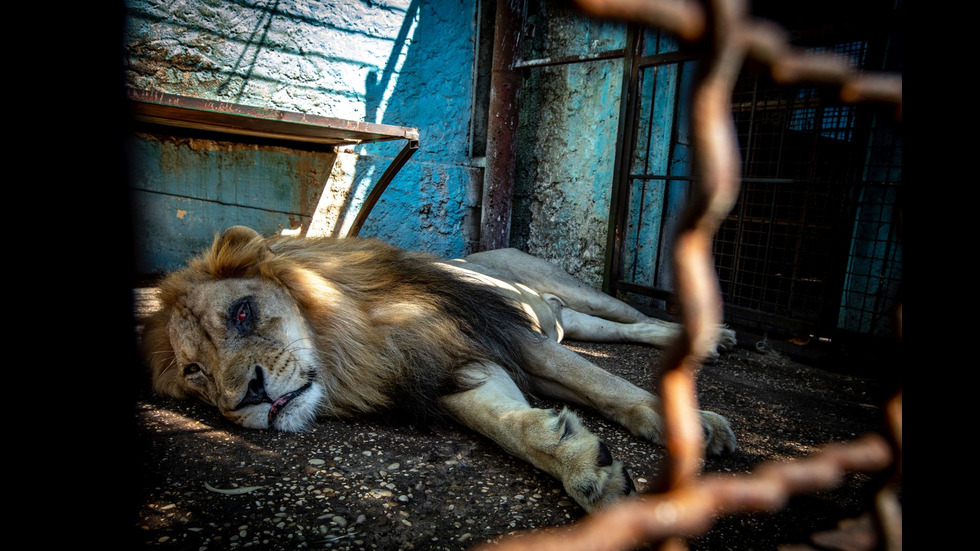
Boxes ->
[480,0,526,251]
[346,139,420,237]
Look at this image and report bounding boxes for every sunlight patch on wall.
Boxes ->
[371,6,419,124]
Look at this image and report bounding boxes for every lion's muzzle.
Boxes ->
[268,381,313,426]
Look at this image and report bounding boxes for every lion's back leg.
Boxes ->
[464,248,649,323]
[558,307,679,347]
[557,307,737,361]
[440,362,635,512]
[463,248,736,355]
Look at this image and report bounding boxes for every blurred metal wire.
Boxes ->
[479,0,902,549]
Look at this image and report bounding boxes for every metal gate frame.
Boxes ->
[603,9,902,341]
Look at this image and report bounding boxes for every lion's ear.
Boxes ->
[206,226,275,278]
[218,225,263,246]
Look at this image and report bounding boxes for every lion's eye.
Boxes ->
[183,363,202,376]
[236,303,250,323]
[228,297,257,335]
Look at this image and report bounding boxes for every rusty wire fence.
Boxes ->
[479,0,902,549]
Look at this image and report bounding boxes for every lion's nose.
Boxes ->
[236,366,272,408]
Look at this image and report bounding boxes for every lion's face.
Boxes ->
[155,276,325,432]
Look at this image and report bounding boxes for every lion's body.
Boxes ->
[142,226,737,511]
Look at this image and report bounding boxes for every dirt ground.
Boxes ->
[128,289,900,551]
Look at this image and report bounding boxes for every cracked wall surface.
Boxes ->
[511,3,627,288]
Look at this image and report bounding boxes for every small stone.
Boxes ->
[308,459,326,466]
[332,515,348,528]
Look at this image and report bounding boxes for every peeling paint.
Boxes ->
[510,3,627,288]
[513,59,623,288]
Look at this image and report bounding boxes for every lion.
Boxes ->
[141,226,737,512]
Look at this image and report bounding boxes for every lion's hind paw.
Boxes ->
[700,410,737,455]
[704,325,738,363]
[717,326,737,352]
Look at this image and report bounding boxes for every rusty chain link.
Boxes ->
[478,0,902,549]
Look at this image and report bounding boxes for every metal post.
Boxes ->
[480,0,525,251]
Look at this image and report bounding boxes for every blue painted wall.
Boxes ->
[125,0,483,273]
[622,32,695,293]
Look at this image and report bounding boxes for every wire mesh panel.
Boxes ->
[715,40,902,338]
[612,23,902,339]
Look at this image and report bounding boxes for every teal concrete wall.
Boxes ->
[129,135,335,274]
[124,0,648,284]
[511,3,627,287]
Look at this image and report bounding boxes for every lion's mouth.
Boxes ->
[268,382,313,426]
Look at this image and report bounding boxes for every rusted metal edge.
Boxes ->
[514,48,626,69]
[603,25,644,294]
[128,88,420,146]
[345,138,421,237]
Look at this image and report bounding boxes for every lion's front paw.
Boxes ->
[554,409,636,512]
[563,441,636,512]
[700,410,737,455]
